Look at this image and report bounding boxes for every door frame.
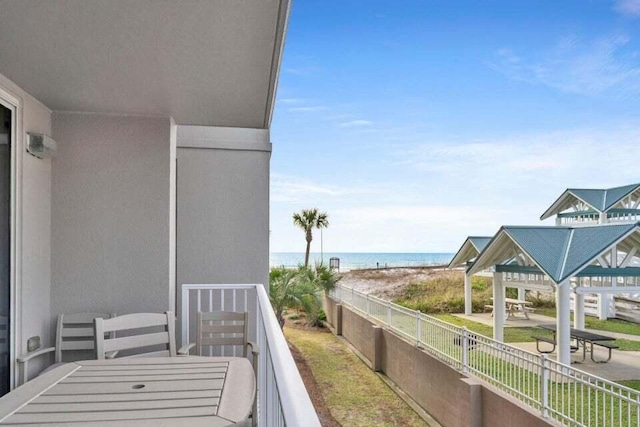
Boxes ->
[0,84,22,391]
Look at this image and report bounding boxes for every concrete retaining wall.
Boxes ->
[324,296,555,427]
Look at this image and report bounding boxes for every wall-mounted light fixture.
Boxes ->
[26,132,57,159]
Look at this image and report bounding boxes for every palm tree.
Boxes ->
[292,208,329,268]
[269,267,320,329]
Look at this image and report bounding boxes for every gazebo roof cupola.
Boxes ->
[541,183,640,226]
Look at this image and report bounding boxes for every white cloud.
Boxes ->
[491,35,640,95]
[270,123,640,252]
[287,106,328,113]
[278,98,309,104]
[338,120,374,127]
[615,0,640,17]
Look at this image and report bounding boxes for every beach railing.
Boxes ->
[329,284,640,426]
[181,284,320,427]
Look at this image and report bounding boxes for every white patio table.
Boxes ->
[0,356,255,426]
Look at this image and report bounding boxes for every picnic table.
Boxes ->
[488,297,534,319]
[0,356,255,426]
[535,324,619,363]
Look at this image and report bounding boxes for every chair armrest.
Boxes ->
[246,341,260,355]
[178,343,195,356]
[16,347,56,386]
[16,347,55,364]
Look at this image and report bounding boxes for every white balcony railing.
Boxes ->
[181,284,320,426]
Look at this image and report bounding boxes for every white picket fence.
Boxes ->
[330,284,640,427]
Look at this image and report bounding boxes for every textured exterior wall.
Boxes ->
[51,113,173,317]
[175,146,270,288]
[482,387,554,427]
[341,305,375,363]
[0,73,53,382]
[324,298,555,427]
[323,295,338,330]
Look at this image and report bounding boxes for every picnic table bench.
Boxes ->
[534,324,619,363]
[488,298,535,319]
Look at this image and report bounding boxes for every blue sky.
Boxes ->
[269,0,640,253]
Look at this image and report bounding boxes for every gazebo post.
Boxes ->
[493,272,505,342]
[517,287,525,301]
[572,278,585,330]
[464,273,472,315]
[574,291,585,330]
[597,294,609,320]
[556,280,571,366]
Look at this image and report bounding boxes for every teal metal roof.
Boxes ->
[468,237,491,252]
[569,189,607,211]
[501,223,639,283]
[604,183,640,210]
[541,183,640,220]
[504,227,571,280]
[448,236,492,269]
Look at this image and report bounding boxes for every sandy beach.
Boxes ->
[339,266,457,300]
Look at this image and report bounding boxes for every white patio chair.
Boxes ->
[17,312,115,384]
[181,311,259,426]
[94,311,188,359]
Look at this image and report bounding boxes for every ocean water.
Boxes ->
[270,252,454,271]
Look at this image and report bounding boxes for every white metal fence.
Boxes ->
[181,284,320,427]
[330,284,640,427]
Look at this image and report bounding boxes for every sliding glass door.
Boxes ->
[0,103,11,395]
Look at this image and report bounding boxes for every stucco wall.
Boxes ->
[325,297,556,427]
[51,113,174,317]
[176,127,270,287]
[341,305,376,362]
[0,73,53,383]
[175,125,270,343]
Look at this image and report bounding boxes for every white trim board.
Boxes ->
[177,125,271,152]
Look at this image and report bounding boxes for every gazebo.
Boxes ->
[448,236,492,315]
[541,182,640,319]
[541,183,640,226]
[467,222,640,365]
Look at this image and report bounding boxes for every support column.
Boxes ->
[597,294,609,320]
[517,287,526,301]
[464,273,472,315]
[493,272,505,343]
[610,246,617,318]
[574,292,585,330]
[556,280,571,366]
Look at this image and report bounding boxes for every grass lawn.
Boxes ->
[537,308,640,337]
[433,313,640,351]
[433,314,540,343]
[619,380,640,390]
[284,326,428,427]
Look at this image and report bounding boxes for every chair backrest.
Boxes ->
[94,311,176,359]
[196,311,249,357]
[55,312,115,363]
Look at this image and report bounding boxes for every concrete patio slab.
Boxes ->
[511,341,640,382]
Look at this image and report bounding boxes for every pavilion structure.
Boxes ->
[448,236,492,315]
[541,183,640,226]
[541,183,640,319]
[466,222,640,365]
